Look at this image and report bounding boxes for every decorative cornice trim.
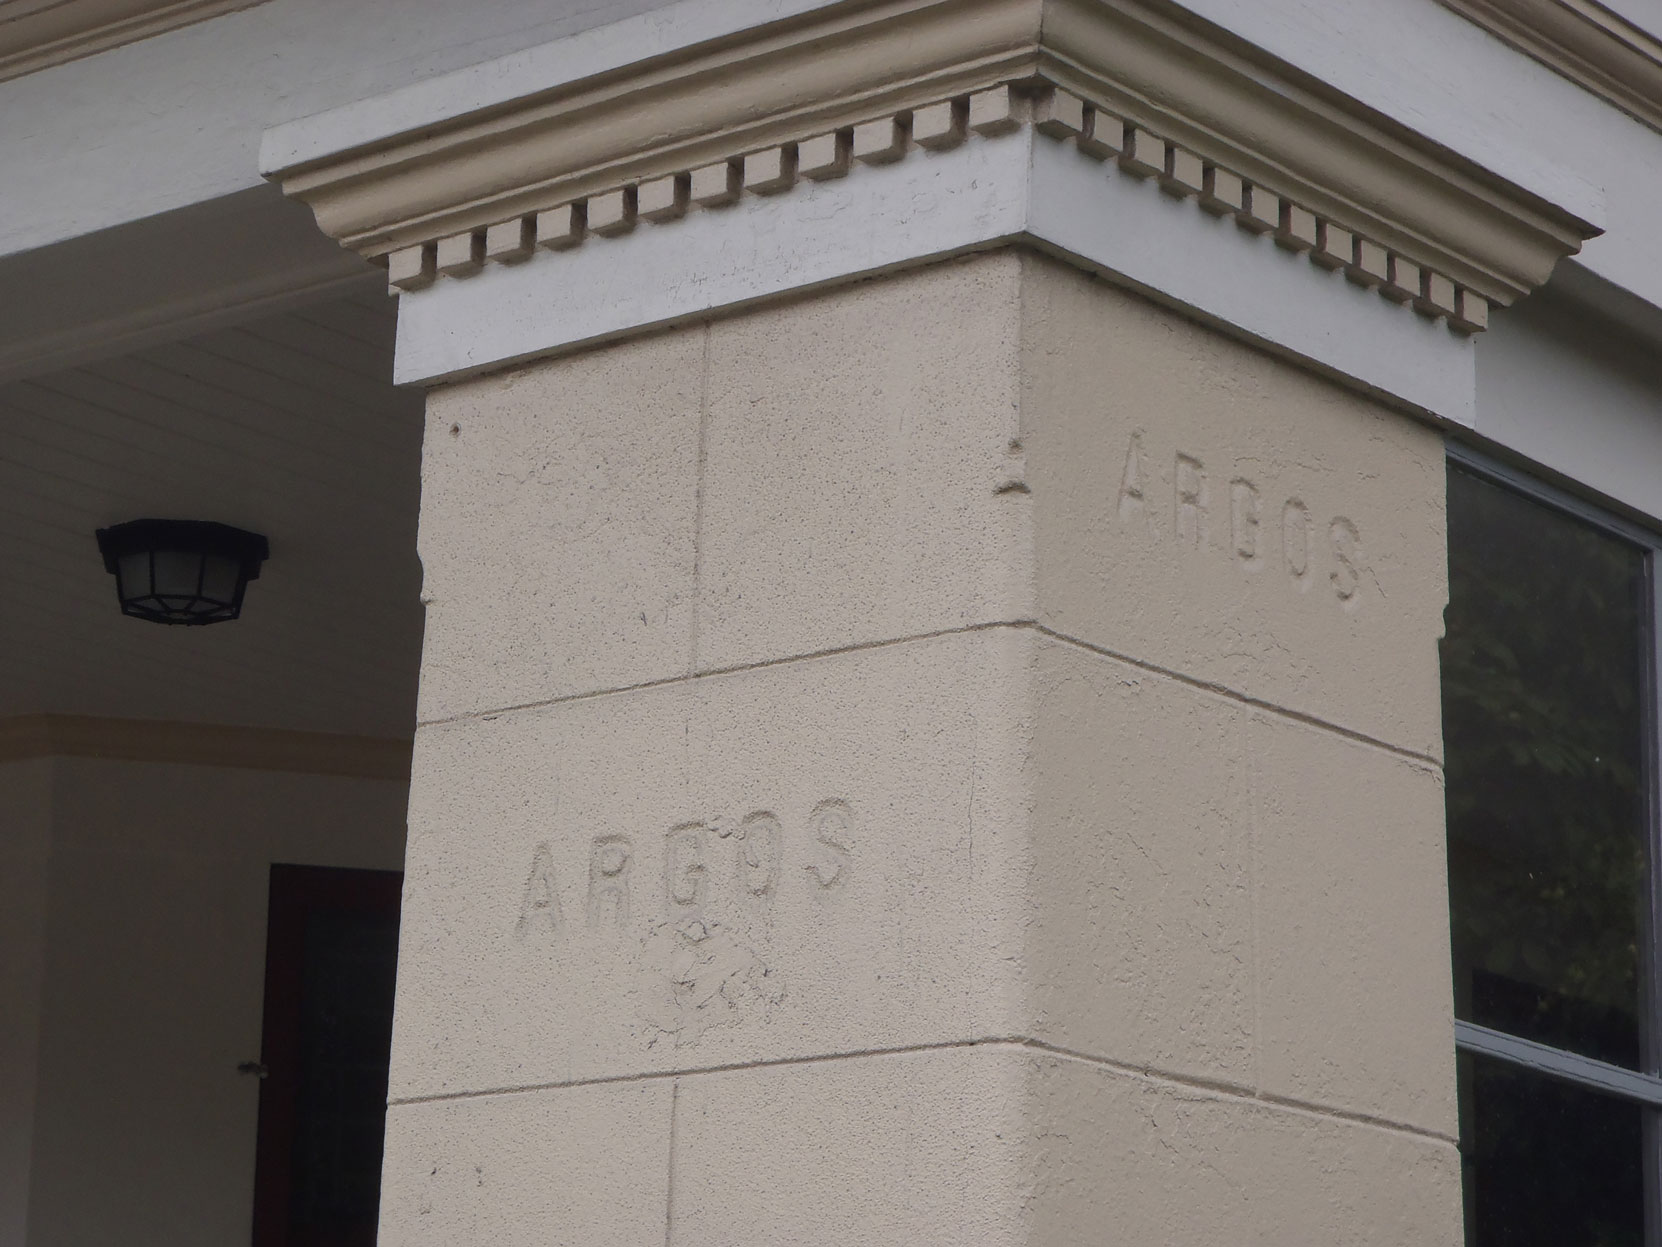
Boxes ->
[0,0,264,82]
[1439,0,1662,134]
[0,714,413,781]
[389,83,1494,334]
[265,0,1597,321]
[272,0,1043,257]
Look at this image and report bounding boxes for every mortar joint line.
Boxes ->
[387,1034,1456,1146]
[418,618,1443,771]
[1020,1037,1460,1147]
[415,619,1034,726]
[664,1078,680,1247]
[689,324,711,676]
[1029,623,1444,770]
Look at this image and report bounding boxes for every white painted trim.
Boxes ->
[259,0,1600,240]
[392,128,1030,384]
[392,125,1477,428]
[1604,0,1662,42]
[1156,0,1605,234]
[1024,136,1477,426]
[258,0,840,176]
[1471,266,1662,526]
[0,0,266,82]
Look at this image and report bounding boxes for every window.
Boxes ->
[1443,448,1662,1246]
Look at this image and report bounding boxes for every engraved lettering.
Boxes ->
[731,811,783,898]
[514,843,563,942]
[1282,498,1311,589]
[586,835,633,930]
[1230,478,1262,569]
[1329,517,1363,609]
[1174,453,1208,547]
[665,823,707,908]
[1117,432,1147,523]
[1111,434,1368,615]
[804,799,855,891]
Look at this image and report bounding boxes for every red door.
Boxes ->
[251,864,403,1247]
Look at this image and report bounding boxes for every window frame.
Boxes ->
[1447,439,1662,1242]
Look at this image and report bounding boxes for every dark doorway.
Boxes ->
[251,864,403,1247]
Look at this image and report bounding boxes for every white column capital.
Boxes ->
[262,0,1602,418]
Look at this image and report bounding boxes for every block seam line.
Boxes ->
[384,82,1488,336]
[384,1034,1458,1147]
[1028,624,1442,770]
[688,322,712,676]
[663,1077,679,1247]
[415,618,1442,771]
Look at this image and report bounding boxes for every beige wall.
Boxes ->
[395,250,1456,1243]
[7,757,406,1247]
[1019,260,1456,1138]
[0,760,51,1247]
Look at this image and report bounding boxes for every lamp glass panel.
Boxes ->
[198,555,240,606]
[116,552,150,600]
[152,548,204,599]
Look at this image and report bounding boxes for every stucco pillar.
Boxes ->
[259,3,1597,1241]
[371,248,1458,1244]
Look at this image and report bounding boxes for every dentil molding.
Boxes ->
[0,0,264,81]
[1439,0,1662,134]
[265,0,1599,332]
[391,83,1496,333]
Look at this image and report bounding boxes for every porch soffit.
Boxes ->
[0,0,265,81]
[1438,0,1662,135]
[0,287,426,741]
[261,0,1601,325]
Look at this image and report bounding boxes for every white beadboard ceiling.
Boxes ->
[0,282,426,739]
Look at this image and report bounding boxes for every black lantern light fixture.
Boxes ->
[95,519,270,626]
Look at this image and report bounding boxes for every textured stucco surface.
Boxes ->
[1024,1052,1461,1245]
[399,252,1457,1242]
[416,254,1028,722]
[1026,636,1455,1136]
[395,628,1028,1097]
[379,1079,673,1246]
[1022,259,1448,760]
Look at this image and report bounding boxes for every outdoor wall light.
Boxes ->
[94,519,270,626]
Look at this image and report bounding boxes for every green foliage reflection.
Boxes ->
[1442,466,1646,1067]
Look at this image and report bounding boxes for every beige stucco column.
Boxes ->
[263,1,1597,1241]
[378,249,1458,1243]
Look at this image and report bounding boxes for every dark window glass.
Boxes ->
[1443,465,1648,1067]
[1458,1052,1644,1247]
[290,908,401,1231]
[253,864,402,1247]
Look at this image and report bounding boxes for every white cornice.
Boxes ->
[0,0,264,81]
[264,0,1598,324]
[389,106,1480,429]
[1439,0,1662,134]
[388,84,1497,334]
